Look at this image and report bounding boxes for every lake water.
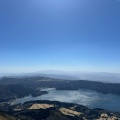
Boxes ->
[12,88,120,112]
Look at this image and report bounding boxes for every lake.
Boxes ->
[12,88,120,112]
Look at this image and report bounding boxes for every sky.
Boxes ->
[0,0,120,73]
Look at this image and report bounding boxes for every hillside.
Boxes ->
[0,84,47,102]
[1,76,120,95]
[1,100,120,120]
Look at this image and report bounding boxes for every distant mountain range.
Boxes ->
[1,70,120,83]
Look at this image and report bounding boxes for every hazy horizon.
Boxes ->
[1,70,120,83]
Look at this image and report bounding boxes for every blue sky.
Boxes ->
[0,0,120,73]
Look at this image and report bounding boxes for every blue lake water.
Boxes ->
[12,88,120,112]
